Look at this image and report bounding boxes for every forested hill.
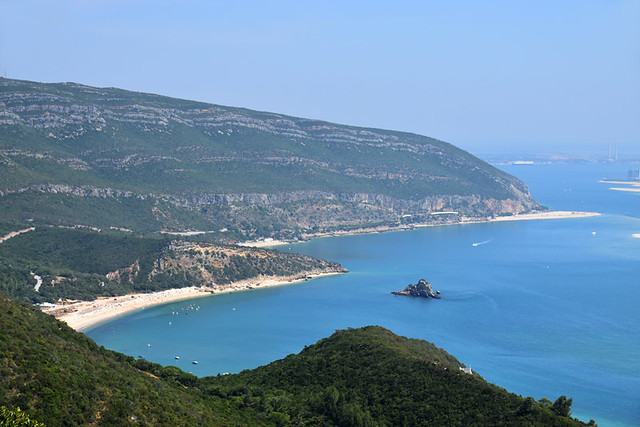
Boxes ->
[0,78,540,241]
[0,227,346,304]
[0,294,591,426]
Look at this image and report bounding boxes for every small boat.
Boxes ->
[175,356,180,360]
[192,360,198,365]
[147,344,151,348]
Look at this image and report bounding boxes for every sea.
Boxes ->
[87,162,640,427]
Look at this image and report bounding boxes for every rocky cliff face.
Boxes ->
[0,78,541,239]
[150,241,347,286]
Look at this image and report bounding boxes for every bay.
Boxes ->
[88,162,640,426]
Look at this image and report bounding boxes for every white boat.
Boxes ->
[192,360,198,365]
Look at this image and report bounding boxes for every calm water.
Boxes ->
[88,162,639,427]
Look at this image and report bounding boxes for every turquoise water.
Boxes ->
[88,163,640,426]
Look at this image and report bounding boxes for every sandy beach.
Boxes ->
[49,271,341,331]
[484,210,601,222]
[600,179,640,193]
[49,287,209,331]
[610,187,640,193]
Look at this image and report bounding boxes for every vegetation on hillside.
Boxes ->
[0,78,540,240]
[203,326,592,426]
[0,295,592,426]
[0,227,344,304]
[0,406,44,426]
[0,294,265,426]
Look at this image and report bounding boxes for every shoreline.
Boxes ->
[478,210,600,223]
[49,210,599,331]
[240,210,601,247]
[609,187,640,193]
[48,271,341,331]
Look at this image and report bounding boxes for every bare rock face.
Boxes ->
[392,279,441,299]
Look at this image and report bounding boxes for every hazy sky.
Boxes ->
[1,1,638,155]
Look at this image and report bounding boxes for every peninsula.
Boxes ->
[1,78,541,246]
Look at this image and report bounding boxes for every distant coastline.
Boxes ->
[240,210,601,248]
[599,179,640,193]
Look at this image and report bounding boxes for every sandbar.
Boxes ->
[599,180,640,186]
[240,210,602,246]
[485,210,601,222]
[610,187,640,193]
[47,271,341,331]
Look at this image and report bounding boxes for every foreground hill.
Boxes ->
[0,78,540,241]
[0,293,264,425]
[0,294,591,426]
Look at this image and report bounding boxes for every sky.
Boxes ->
[1,0,639,156]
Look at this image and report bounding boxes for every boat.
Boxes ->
[175,356,180,360]
[192,360,198,365]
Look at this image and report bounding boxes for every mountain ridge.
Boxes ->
[0,77,540,242]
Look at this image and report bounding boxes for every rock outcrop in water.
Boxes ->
[392,278,441,299]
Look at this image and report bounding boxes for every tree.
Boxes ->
[552,395,573,417]
[0,406,45,427]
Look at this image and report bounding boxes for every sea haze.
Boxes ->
[88,162,640,427]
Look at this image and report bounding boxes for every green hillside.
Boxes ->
[0,293,266,426]
[205,326,591,426]
[0,227,345,304]
[0,78,540,241]
[0,295,591,426]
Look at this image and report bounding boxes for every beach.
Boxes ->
[610,187,640,193]
[240,211,600,247]
[49,271,341,331]
[49,287,209,331]
[485,210,600,222]
[599,179,640,193]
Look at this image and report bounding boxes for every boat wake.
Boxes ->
[472,239,491,247]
